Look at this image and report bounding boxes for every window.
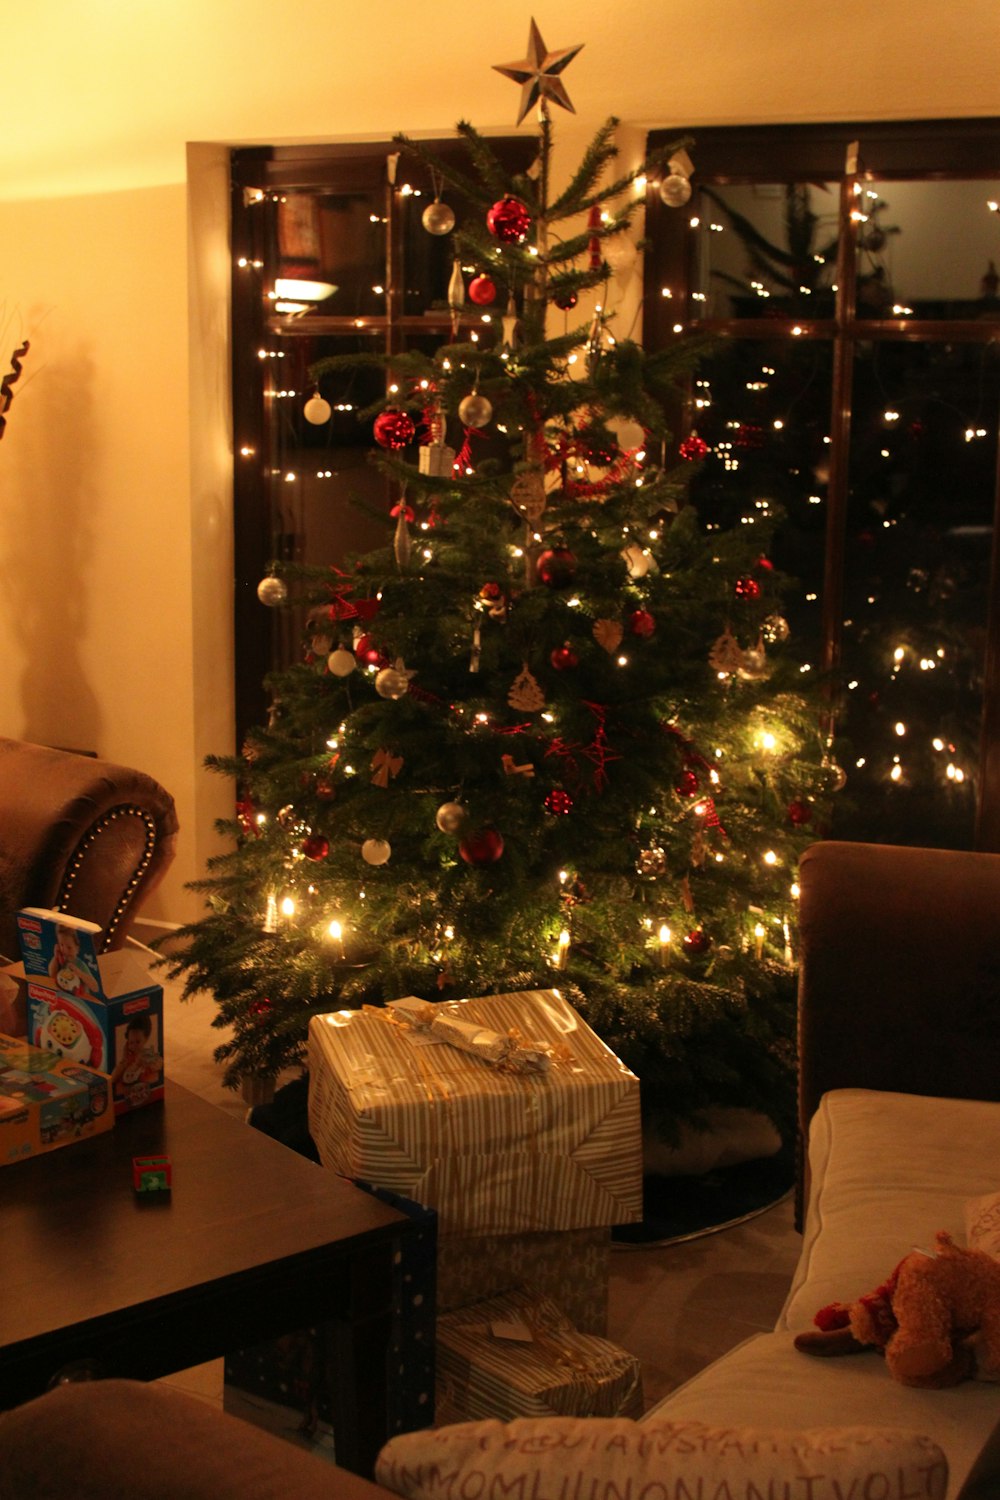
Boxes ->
[644,120,1000,850]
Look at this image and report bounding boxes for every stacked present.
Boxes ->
[307,988,644,1422]
[435,1287,643,1424]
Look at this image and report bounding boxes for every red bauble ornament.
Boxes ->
[373,408,416,450]
[544,790,574,816]
[459,826,505,865]
[536,547,577,588]
[468,275,498,306]
[550,643,579,671]
[734,575,762,601]
[486,196,532,245]
[480,581,504,603]
[301,833,330,861]
[628,609,656,639]
[683,928,712,956]
[354,633,386,668]
[679,434,709,461]
[675,769,700,798]
[787,799,813,826]
[553,288,578,310]
[249,998,272,1019]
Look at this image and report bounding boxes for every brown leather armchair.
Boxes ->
[0,737,178,962]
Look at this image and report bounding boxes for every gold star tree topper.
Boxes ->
[494,19,584,125]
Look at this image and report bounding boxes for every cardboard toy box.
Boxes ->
[307,989,642,1237]
[435,1287,644,1424]
[0,1032,113,1166]
[16,908,164,1116]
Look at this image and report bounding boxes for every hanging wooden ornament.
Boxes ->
[370,748,404,788]
[508,663,546,712]
[708,625,746,676]
[593,618,624,654]
[509,467,546,522]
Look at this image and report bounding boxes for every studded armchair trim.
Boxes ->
[55,804,159,951]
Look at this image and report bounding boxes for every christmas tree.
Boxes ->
[167,23,837,1147]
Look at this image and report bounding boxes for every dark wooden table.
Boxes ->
[0,1080,412,1476]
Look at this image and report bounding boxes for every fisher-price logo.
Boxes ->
[17,916,42,934]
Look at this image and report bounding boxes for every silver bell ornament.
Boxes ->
[257,575,288,607]
[422,200,456,236]
[458,392,493,429]
[303,393,332,425]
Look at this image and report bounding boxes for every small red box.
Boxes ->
[132,1154,172,1195]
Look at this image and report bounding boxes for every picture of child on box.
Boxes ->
[49,924,100,999]
[111,1012,163,1111]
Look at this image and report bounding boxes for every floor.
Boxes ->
[145,938,802,1419]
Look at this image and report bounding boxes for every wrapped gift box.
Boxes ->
[307,990,642,1236]
[435,1288,643,1424]
[436,1227,611,1335]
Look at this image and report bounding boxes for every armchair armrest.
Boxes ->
[0,737,178,962]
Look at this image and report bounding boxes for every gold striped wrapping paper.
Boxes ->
[435,1288,644,1423]
[436,1227,612,1335]
[306,989,642,1235]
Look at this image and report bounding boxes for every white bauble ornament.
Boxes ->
[375,665,410,700]
[304,394,332,425]
[361,838,391,865]
[327,647,357,677]
[422,200,456,236]
[257,575,287,607]
[659,173,692,208]
[435,801,466,834]
[458,393,492,429]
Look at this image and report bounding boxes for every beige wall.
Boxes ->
[1,0,996,926]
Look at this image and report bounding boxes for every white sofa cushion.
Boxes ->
[781,1089,1000,1333]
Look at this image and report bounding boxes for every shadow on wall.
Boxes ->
[2,323,102,753]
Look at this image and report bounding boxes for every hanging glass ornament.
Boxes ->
[536,546,577,588]
[762,613,791,646]
[303,391,332,425]
[374,660,414,699]
[361,838,391,865]
[679,433,709,461]
[327,647,357,677]
[468,274,498,306]
[459,826,505,865]
[373,408,416,450]
[422,199,456,235]
[435,801,466,834]
[448,257,465,337]
[659,173,692,208]
[458,391,492,429]
[486,195,532,244]
[257,575,287,607]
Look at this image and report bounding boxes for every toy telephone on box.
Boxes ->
[15,909,164,1115]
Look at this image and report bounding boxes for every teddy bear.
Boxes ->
[793,1230,1000,1388]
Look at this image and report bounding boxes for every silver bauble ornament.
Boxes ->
[435,801,466,834]
[659,173,692,208]
[361,838,391,865]
[762,614,791,646]
[375,666,410,700]
[304,394,332,425]
[257,575,288,607]
[821,754,848,793]
[422,200,456,236]
[458,392,493,429]
[327,647,357,677]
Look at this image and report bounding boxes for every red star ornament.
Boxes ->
[493,19,584,125]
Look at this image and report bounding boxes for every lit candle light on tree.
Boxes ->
[658,924,671,967]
